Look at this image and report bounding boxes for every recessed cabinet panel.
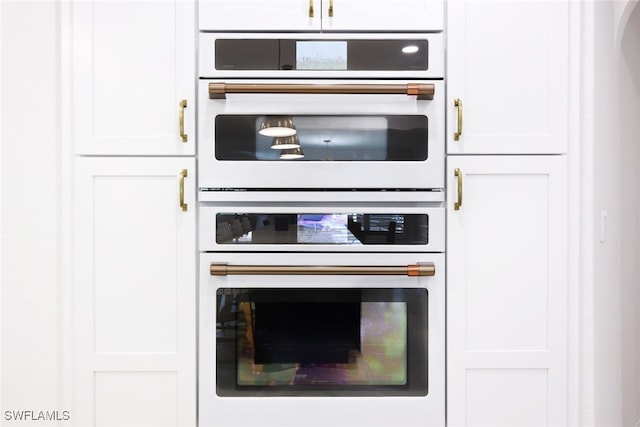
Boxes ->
[199,0,443,32]
[447,0,570,154]
[465,369,548,426]
[95,372,178,427]
[72,1,195,155]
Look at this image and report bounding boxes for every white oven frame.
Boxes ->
[199,33,444,79]
[199,201,444,253]
[197,79,445,190]
[198,252,445,427]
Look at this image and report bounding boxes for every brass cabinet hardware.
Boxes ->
[328,0,334,17]
[309,0,314,17]
[209,82,435,100]
[179,99,188,143]
[454,168,463,211]
[454,98,463,141]
[179,169,188,212]
[210,263,435,277]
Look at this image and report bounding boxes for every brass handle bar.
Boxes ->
[308,0,314,17]
[328,0,334,17]
[454,168,463,211]
[210,263,435,277]
[454,98,463,141]
[179,99,188,143]
[179,169,188,212]
[209,82,435,100]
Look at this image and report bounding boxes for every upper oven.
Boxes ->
[198,33,444,191]
[198,79,444,190]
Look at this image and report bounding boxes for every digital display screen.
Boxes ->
[296,41,347,70]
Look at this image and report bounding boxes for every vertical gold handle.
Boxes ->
[454,168,463,211]
[454,98,463,141]
[309,0,314,17]
[179,100,188,143]
[328,0,334,17]
[179,169,188,212]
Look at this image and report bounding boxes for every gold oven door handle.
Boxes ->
[179,99,188,143]
[179,169,188,212]
[210,263,435,277]
[454,168,463,211]
[454,98,463,141]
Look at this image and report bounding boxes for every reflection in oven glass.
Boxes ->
[236,302,407,386]
[216,213,429,245]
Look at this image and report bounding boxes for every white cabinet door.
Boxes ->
[199,0,321,31]
[199,0,442,31]
[73,157,196,426]
[447,156,568,426]
[447,1,570,154]
[321,0,443,31]
[72,1,195,155]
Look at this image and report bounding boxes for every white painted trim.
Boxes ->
[578,1,596,425]
[59,0,74,421]
[0,0,4,415]
[567,1,583,425]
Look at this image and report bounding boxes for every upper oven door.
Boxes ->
[198,79,444,190]
[199,33,444,79]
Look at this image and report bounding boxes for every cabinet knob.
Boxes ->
[308,0,314,17]
[328,0,334,17]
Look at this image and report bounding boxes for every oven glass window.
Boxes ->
[214,115,428,161]
[215,213,428,245]
[216,288,427,396]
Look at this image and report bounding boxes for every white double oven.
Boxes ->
[198,30,446,426]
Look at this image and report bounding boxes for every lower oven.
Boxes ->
[198,194,445,426]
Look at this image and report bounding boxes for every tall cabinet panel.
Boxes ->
[73,158,196,426]
[446,156,568,426]
[447,0,569,154]
[72,0,195,155]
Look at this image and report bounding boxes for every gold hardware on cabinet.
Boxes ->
[209,82,435,100]
[454,98,463,141]
[210,263,435,277]
[309,0,314,17]
[179,169,188,212]
[454,168,463,211]
[179,99,188,143]
[328,0,334,17]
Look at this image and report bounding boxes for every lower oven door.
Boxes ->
[198,252,445,427]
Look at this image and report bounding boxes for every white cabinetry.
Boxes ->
[446,156,568,426]
[72,0,195,155]
[447,0,570,154]
[199,0,443,31]
[73,157,196,427]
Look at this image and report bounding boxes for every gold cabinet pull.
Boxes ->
[308,0,314,17]
[454,168,463,211]
[179,100,188,143]
[328,0,334,17]
[211,263,435,277]
[179,169,188,212]
[454,98,463,141]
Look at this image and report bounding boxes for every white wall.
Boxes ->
[618,3,640,426]
[1,1,62,425]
